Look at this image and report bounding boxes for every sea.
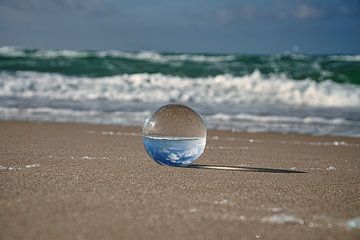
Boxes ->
[1,46,360,137]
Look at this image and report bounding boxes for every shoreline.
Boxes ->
[1,120,359,239]
[1,119,360,140]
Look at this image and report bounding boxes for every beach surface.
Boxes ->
[0,120,359,240]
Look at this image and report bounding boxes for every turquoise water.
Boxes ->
[1,46,359,84]
[143,136,206,166]
[1,46,360,137]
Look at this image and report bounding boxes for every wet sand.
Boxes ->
[0,121,359,239]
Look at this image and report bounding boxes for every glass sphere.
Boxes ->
[142,104,206,166]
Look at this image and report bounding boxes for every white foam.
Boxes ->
[101,131,114,135]
[0,46,25,57]
[0,106,149,126]
[0,164,40,170]
[206,114,360,137]
[328,55,360,62]
[210,113,351,125]
[214,199,229,205]
[1,70,359,107]
[0,46,91,58]
[306,141,358,147]
[25,163,40,168]
[327,165,336,170]
[271,207,284,212]
[97,50,236,62]
[33,49,89,58]
[189,208,197,213]
[345,217,360,230]
[262,214,304,225]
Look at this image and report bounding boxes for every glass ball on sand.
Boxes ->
[143,104,206,166]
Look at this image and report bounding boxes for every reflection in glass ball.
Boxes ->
[142,104,206,166]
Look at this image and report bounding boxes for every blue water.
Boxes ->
[143,136,206,166]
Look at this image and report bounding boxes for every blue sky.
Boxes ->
[0,0,359,54]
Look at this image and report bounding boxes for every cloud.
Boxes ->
[56,0,108,12]
[0,0,108,13]
[337,0,360,17]
[293,1,360,20]
[214,1,360,24]
[294,3,323,20]
[216,9,234,24]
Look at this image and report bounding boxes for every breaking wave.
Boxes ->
[0,70,359,107]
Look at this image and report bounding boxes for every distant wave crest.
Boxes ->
[0,46,235,62]
[328,55,360,62]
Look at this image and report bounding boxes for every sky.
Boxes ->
[0,0,359,54]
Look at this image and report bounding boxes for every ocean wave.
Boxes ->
[0,46,93,58]
[0,46,235,62]
[0,70,359,107]
[0,106,150,125]
[96,50,236,62]
[0,46,25,57]
[2,46,358,64]
[205,113,360,136]
[328,55,360,62]
[210,113,352,126]
[2,46,359,85]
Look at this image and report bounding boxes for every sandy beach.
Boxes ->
[0,120,359,239]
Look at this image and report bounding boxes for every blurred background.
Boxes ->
[0,0,360,136]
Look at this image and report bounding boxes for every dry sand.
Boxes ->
[0,120,359,240]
